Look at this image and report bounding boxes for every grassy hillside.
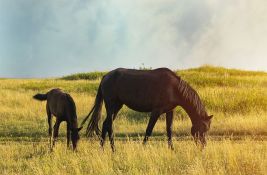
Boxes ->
[61,65,267,81]
[60,65,267,114]
[0,66,267,175]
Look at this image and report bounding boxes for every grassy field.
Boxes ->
[0,66,267,175]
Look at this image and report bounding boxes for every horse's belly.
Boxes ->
[124,103,152,112]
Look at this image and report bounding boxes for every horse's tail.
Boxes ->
[80,83,103,137]
[33,93,47,101]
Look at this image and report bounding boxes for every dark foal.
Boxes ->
[81,68,212,151]
[33,89,82,150]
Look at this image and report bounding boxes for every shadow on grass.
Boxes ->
[118,109,150,122]
[1,127,267,143]
[0,130,47,142]
[0,129,70,142]
[82,131,267,142]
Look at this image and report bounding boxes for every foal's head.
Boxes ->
[71,127,82,150]
[191,115,213,147]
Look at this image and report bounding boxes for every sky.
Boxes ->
[0,0,267,78]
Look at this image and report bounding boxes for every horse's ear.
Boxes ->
[78,127,83,132]
[207,115,213,120]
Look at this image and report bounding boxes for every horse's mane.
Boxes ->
[65,94,78,119]
[177,77,207,118]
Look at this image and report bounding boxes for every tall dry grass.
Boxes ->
[0,66,267,174]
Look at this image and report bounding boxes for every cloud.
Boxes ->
[0,0,266,77]
[186,0,267,70]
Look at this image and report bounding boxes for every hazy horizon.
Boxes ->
[1,64,267,79]
[1,0,267,78]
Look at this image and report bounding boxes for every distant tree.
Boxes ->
[139,63,152,70]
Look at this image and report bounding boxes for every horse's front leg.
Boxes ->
[46,105,52,149]
[143,111,160,144]
[67,122,71,148]
[166,110,174,150]
[52,119,61,148]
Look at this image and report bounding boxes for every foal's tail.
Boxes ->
[33,93,47,101]
[80,83,103,137]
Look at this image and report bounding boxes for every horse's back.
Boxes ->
[101,68,180,112]
[46,89,75,118]
[47,89,66,104]
[103,67,178,84]
[108,67,175,77]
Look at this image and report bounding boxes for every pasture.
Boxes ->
[0,66,267,175]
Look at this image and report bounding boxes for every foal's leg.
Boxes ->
[67,122,71,148]
[46,105,52,148]
[166,110,174,150]
[143,111,160,144]
[52,119,61,147]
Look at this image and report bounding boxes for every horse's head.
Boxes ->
[191,115,213,146]
[71,127,83,150]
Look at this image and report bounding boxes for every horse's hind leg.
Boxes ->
[100,106,113,149]
[143,111,160,144]
[100,113,111,149]
[101,101,121,152]
[166,110,174,150]
[113,103,123,121]
[108,103,122,152]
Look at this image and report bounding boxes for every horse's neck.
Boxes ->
[179,102,200,125]
[68,114,78,129]
[72,119,78,129]
[176,79,207,124]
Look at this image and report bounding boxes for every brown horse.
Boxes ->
[81,68,213,151]
[33,89,82,150]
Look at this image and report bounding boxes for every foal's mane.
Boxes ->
[65,94,78,124]
[66,94,76,110]
[176,76,207,118]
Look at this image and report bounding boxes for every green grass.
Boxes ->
[0,65,267,175]
[61,72,107,81]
